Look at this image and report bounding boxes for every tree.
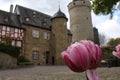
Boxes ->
[91,0,120,17]
[107,38,120,47]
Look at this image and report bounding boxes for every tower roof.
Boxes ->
[52,9,68,20]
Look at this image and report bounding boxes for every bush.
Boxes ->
[0,43,20,58]
[17,56,33,65]
[17,56,30,62]
[102,46,120,67]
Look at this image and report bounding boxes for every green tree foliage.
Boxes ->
[102,38,120,60]
[91,0,120,16]
[107,38,120,47]
[102,46,115,60]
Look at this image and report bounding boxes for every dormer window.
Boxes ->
[4,18,8,22]
[25,17,29,21]
[33,11,36,14]
[43,22,47,26]
[33,11,36,17]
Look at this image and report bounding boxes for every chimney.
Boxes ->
[10,4,13,13]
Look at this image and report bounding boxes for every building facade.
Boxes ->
[0,5,72,65]
[0,1,99,65]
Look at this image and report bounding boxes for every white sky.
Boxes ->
[0,0,120,40]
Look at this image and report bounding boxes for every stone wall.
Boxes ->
[0,52,17,69]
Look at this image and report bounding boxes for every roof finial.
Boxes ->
[58,0,61,11]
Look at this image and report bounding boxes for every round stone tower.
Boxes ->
[68,0,94,42]
[51,8,68,64]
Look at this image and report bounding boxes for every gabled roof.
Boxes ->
[14,5,52,30]
[0,10,22,29]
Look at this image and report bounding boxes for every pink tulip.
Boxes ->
[61,40,102,80]
[112,44,120,59]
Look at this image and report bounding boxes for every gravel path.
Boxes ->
[0,66,69,77]
[0,66,120,80]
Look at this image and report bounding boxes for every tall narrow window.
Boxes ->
[44,32,50,40]
[3,26,6,30]
[11,40,15,46]
[10,28,14,34]
[44,32,47,39]
[2,31,5,35]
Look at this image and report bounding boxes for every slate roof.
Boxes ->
[14,5,71,35]
[14,5,52,30]
[0,10,22,29]
[52,9,68,20]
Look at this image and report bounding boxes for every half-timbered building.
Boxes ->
[0,10,24,48]
[0,5,72,65]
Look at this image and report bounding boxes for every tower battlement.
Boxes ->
[68,0,91,11]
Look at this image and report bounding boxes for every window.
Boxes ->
[4,18,8,22]
[3,26,6,30]
[15,29,18,32]
[44,32,47,39]
[11,40,15,46]
[10,28,14,34]
[32,30,39,38]
[16,41,22,47]
[15,33,18,38]
[7,27,10,31]
[2,31,5,35]
[25,17,29,21]
[32,51,39,60]
[47,33,50,40]
[33,12,36,17]
[44,32,50,40]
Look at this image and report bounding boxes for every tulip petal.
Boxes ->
[61,51,84,72]
[80,40,101,69]
[116,45,120,52]
[112,51,120,59]
[61,40,102,79]
[86,70,101,80]
[69,43,90,71]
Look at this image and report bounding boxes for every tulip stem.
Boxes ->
[85,72,89,80]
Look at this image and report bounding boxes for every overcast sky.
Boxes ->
[0,0,120,41]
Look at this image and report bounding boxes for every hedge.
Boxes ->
[0,43,20,58]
